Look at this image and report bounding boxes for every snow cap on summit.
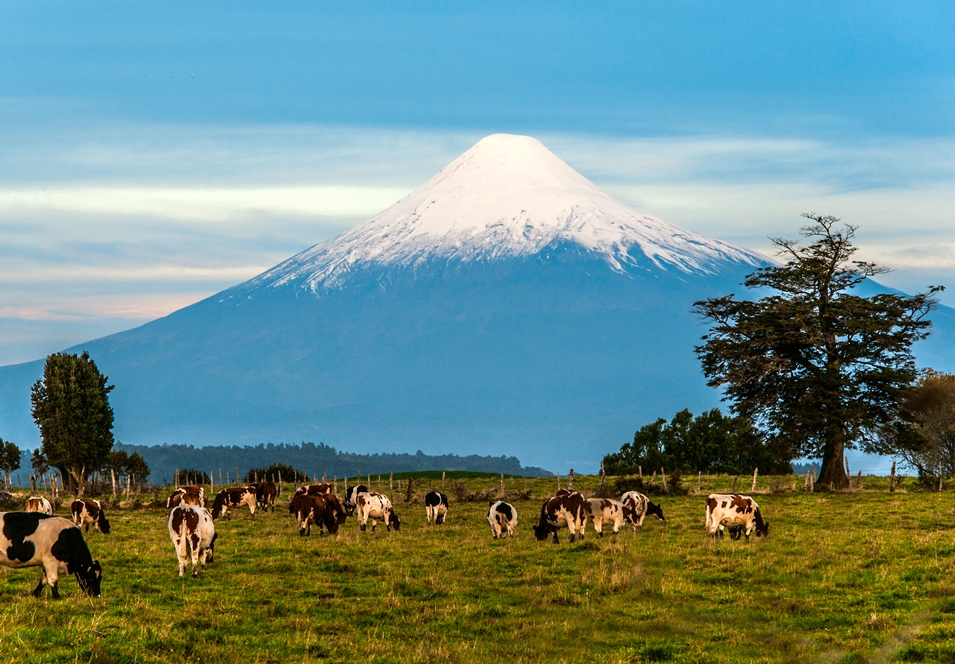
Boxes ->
[246,134,762,294]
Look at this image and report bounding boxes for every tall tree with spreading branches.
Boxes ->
[31,351,115,496]
[693,214,942,489]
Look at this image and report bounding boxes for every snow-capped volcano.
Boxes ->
[244,134,761,295]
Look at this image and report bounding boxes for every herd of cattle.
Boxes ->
[0,481,769,598]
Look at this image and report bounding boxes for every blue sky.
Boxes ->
[2,2,954,367]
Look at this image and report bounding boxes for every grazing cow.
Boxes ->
[252,481,277,512]
[620,491,666,532]
[210,487,257,520]
[166,485,205,509]
[487,501,517,539]
[167,505,217,577]
[355,492,400,532]
[704,494,769,539]
[0,512,102,598]
[70,499,111,535]
[583,498,627,536]
[291,494,341,536]
[532,491,587,543]
[424,491,449,525]
[24,497,53,515]
[344,484,368,517]
[288,484,339,515]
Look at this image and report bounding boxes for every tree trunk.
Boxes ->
[817,441,849,490]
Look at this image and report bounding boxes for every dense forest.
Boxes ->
[115,441,551,484]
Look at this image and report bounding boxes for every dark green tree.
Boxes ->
[125,452,150,484]
[0,439,22,488]
[31,448,49,476]
[693,215,941,489]
[877,370,955,484]
[31,351,115,496]
[603,409,791,476]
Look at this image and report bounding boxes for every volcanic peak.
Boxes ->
[242,134,762,295]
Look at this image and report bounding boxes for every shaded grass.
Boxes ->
[0,480,953,662]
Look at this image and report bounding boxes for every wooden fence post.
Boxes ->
[378,473,382,492]
[698,471,702,493]
[390,472,394,499]
[442,471,446,492]
[557,473,561,491]
[661,468,667,494]
[210,471,214,498]
[500,473,505,498]
[751,467,758,493]
[939,461,944,492]
[890,461,896,492]
[111,468,117,499]
[732,475,738,493]
[638,466,643,482]
[568,469,575,491]
[844,456,851,489]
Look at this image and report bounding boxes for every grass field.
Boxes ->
[1,475,954,663]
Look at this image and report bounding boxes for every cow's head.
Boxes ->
[97,510,111,535]
[646,501,665,522]
[532,522,551,541]
[75,560,102,598]
[211,491,228,520]
[387,508,401,531]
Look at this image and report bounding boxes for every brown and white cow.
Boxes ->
[583,498,627,536]
[166,485,205,509]
[532,491,586,543]
[704,494,769,539]
[487,500,517,539]
[288,484,339,516]
[620,491,665,532]
[70,499,111,535]
[24,496,53,515]
[0,512,102,598]
[210,487,257,520]
[168,505,217,577]
[355,492,400,532]
[291,494,341,536]
[252,481,277,512]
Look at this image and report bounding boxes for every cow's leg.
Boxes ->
[175,538,189,576]
[371,519,377,532]
[32,570,47,598]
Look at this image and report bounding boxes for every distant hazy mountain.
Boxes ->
[2,135,953,472]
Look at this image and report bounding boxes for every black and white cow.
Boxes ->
[704,494,769,539]
[620,491,665,532]
[343,484,368,517]
[583,498,627,536]
[24,496,53,515]
[532,491,587,543]
[487,501,517,539]
[168,505,217,578]
[355,492,400,532]
[424,491,449,525]
[0,512,102,598]
[70,499,111,534]
[211,487,257,520]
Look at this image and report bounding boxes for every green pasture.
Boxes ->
[1,475,954,663]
